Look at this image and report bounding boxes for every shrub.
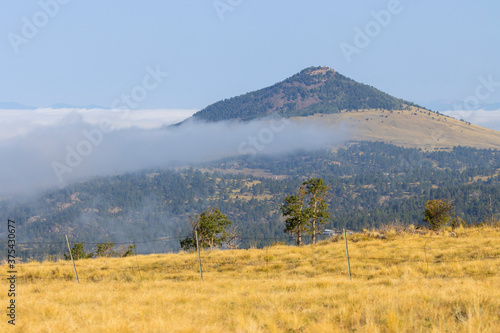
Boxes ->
[423,199,454,230]
[64,242,91,260]
[180,207,233,251]
[64,242,136,260]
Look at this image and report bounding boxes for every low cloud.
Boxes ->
[0,108,197,139]
[0,109,349,196]
[443,109,500,132]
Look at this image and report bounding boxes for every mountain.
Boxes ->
[46,103,80,109]
[3,67,500,259]
[0,101,36,109]
[46,103,107,109]
[188,66,500,150]
[192,66,422,122]
[482,102,500,111]
[0,102,108,110]
[423,100,500,112]
[82,104,108,110]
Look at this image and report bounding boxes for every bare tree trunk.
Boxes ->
[312,194,318,244]
[312,219,316,244]
[226,226,240,249]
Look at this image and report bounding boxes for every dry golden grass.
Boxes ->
[299,107,500,150]
[2,225,499,332]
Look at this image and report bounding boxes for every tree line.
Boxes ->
[4,141,500,259]
[179,179,472,251]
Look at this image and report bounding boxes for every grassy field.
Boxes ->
[301,107,500,150]
[2,225,500,332]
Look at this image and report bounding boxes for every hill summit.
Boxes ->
[192,66,420,122]
[187,66,500,150]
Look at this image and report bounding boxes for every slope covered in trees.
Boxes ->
[192,67,421,122]
[3,142,500,259]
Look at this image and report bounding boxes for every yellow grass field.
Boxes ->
[298,107,500,150]
[2,225,499,332]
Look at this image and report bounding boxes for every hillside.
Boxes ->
[187,66,500,150]
[4,142,500,260]
[301,106,500,150]
[5,225,500,332]
[192,66,418,122]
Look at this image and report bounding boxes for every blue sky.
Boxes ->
[1,0,500,194]
[1,0,499,110]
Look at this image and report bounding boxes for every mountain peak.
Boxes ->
[303,66,335,75]
[192,67,420,122]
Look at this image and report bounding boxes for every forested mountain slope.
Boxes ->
[3,142,499,258]
[191,66,419,122]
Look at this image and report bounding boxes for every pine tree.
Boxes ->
[281,178,330,245]
[303,178,330,244]
[281,186,309,246]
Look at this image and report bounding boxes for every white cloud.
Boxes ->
[443,109,500,132]
[0,109,349,195]
[0,108,197,140]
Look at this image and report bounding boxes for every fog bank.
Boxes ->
[0,109,349,195]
